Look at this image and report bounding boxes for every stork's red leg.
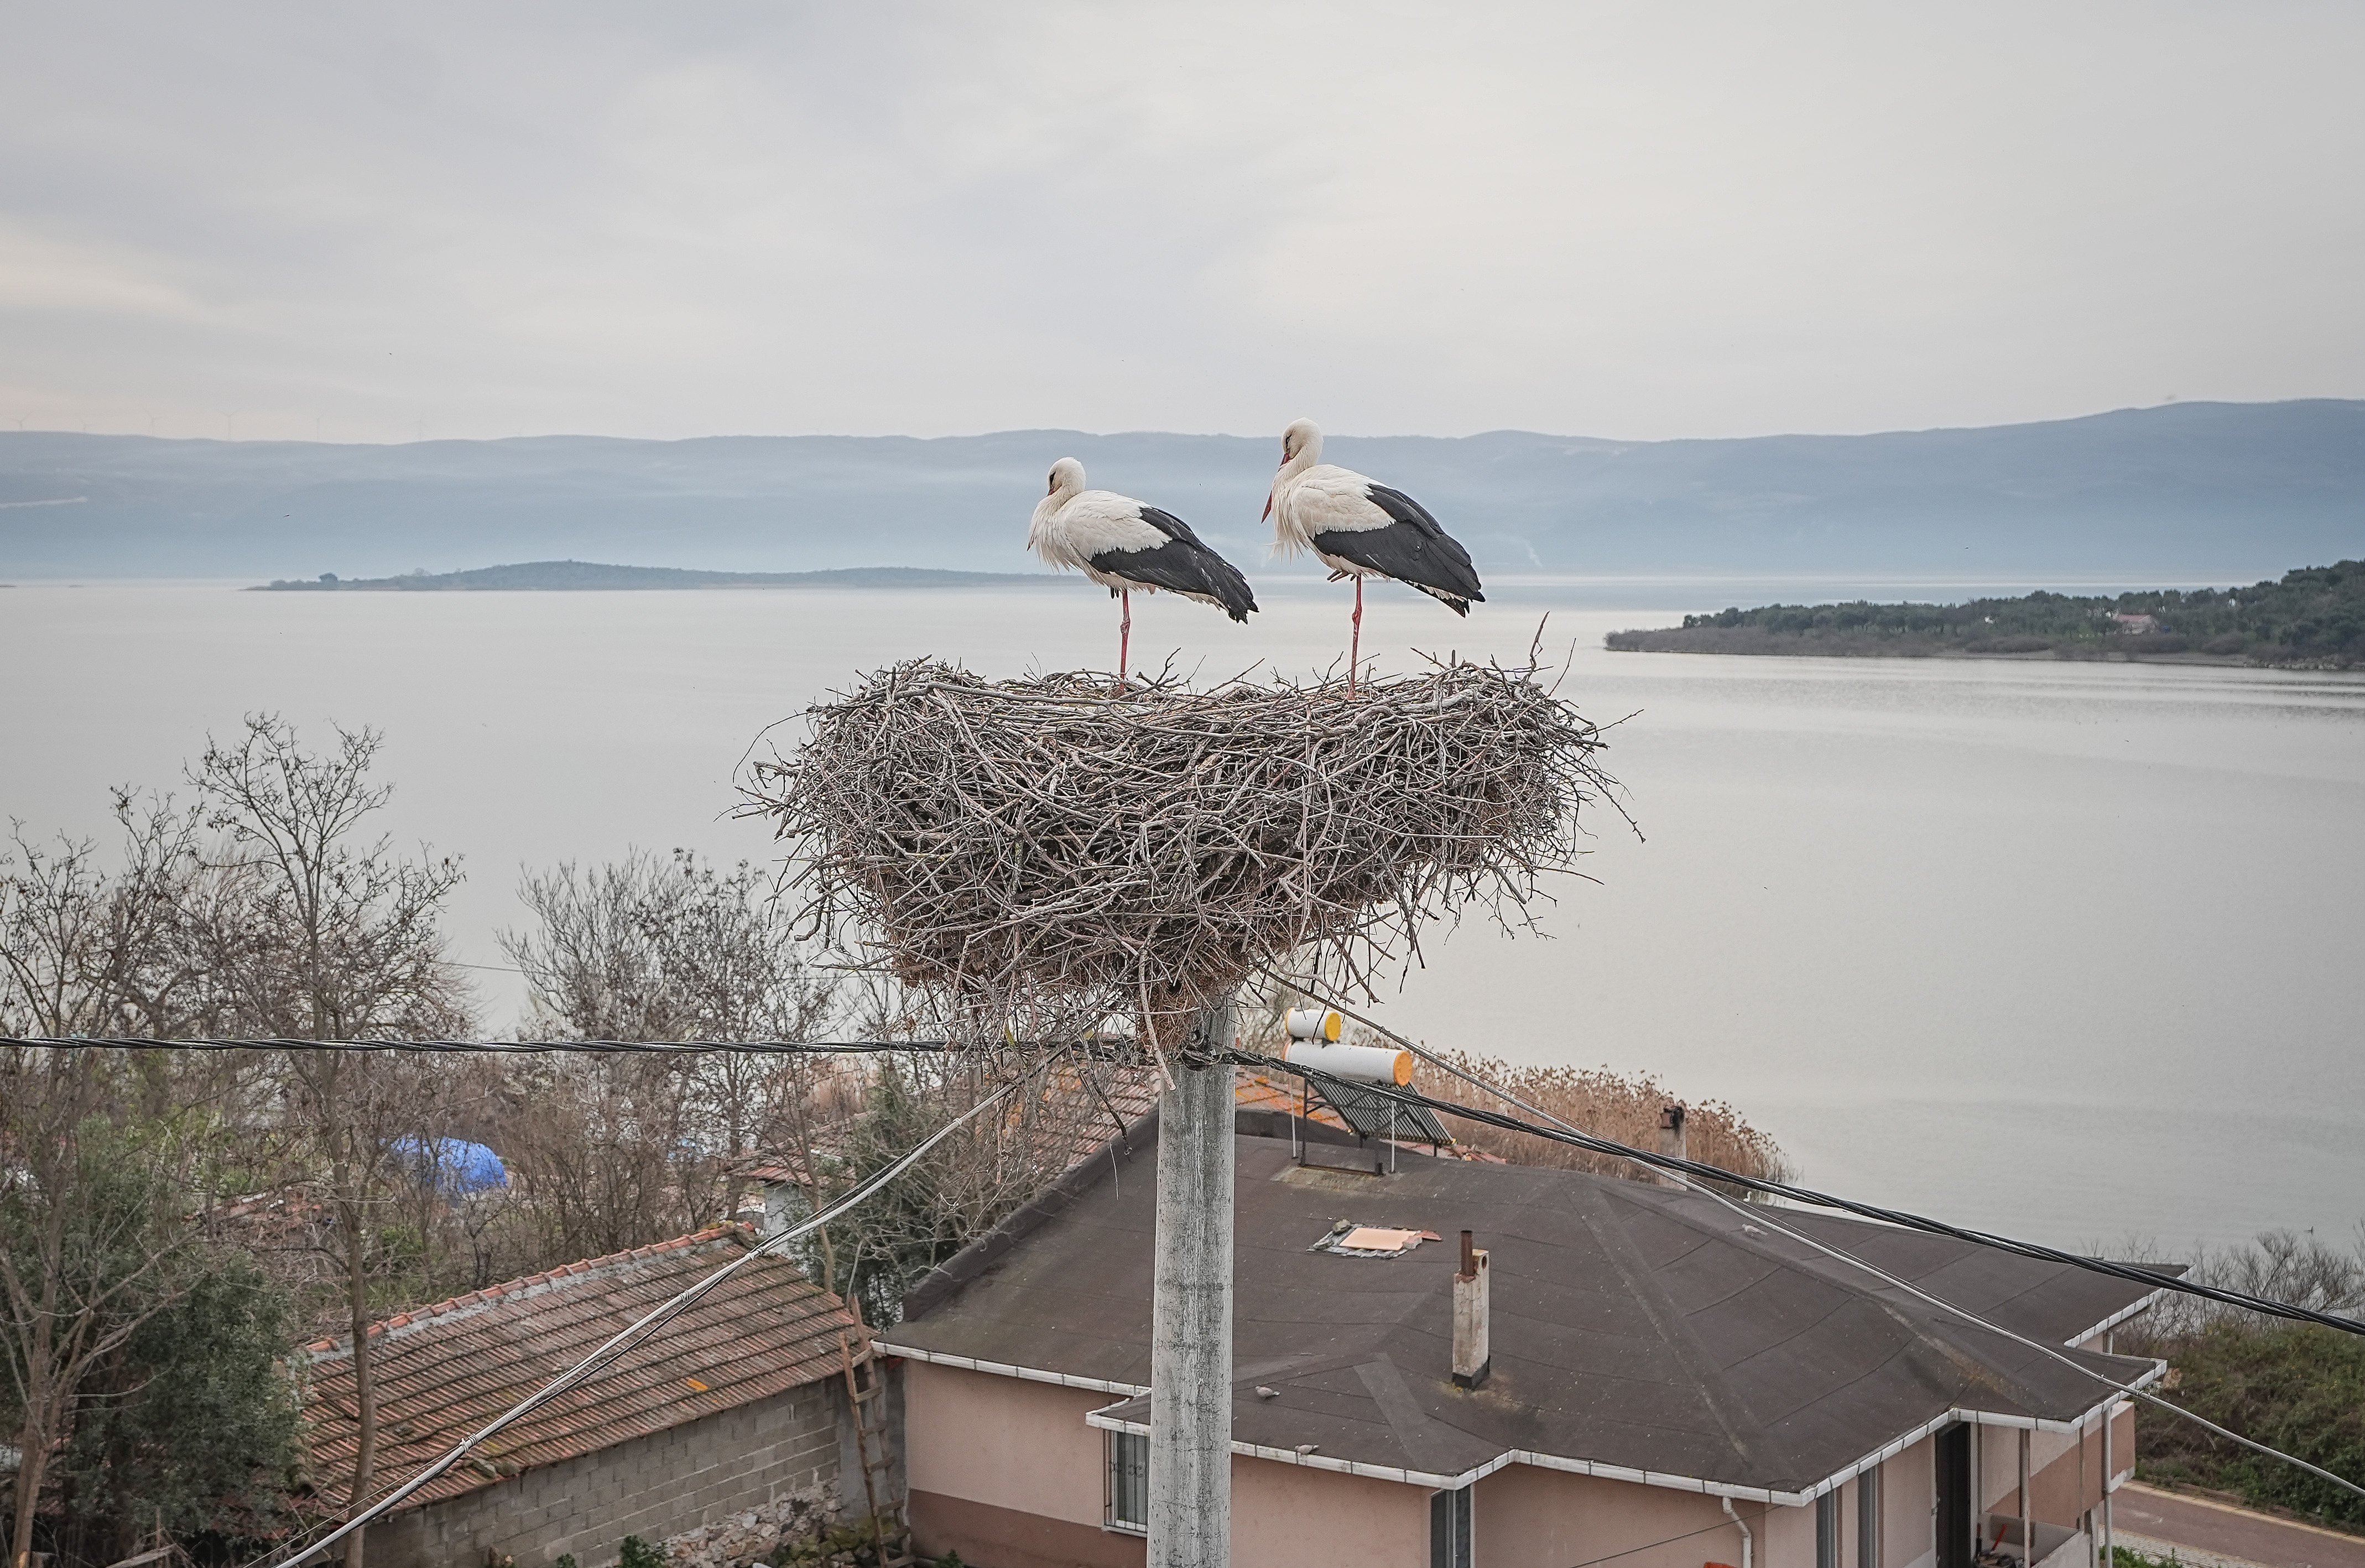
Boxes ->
[1349,576,1363,694]
[1119,589,1132,686]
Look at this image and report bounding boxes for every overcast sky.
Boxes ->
[5,3,2362,444]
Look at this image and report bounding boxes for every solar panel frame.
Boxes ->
[1315,1079,1451,1145]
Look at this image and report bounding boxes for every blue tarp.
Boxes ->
[393,1136,508,1195]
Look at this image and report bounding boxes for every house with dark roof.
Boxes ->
[301,1225,872,1568]
[879,1112,2166,1568]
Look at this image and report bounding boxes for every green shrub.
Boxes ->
[2138,1320,2365,1529]
[618,1536,665,1568]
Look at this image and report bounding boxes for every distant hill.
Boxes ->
[4,399,2361,581]
[256,560,1058,591]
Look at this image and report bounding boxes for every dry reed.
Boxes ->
[1412,1047,1794,1190]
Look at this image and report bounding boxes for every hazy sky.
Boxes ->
[6,3,2362,444]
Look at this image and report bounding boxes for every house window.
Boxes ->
[1106,1429,1148,1534]
[1429,1484,1473,1568]
[1816,1489,1840,1568]
[1857,1466,1882,1568]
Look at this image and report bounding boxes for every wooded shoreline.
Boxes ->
[1606,560,2364,670]
[1603,626,2342,668]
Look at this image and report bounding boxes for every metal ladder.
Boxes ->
[838,1324,914,1568]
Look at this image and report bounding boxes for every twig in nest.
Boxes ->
[741,657,1627,1050]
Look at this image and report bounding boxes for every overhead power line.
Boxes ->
[1242,1043,2365,1339]
[18,1028,2361,1335]
[1236,1022,2365,1506]
[1232,978,2365,1339]
[262,1055,1051,1568]
[1,1035,949,1056]
[21,1024,2358,1511]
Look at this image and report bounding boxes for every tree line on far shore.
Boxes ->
[1608,559,2365,665]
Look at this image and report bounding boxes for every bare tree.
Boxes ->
[494,850,837,1258]
[186,717,470,1040]
[0,793,205,1039]
[186,715,474,1568]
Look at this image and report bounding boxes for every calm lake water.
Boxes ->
[4,580,2361,1253]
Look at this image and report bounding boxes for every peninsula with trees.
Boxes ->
[1607,560,2364,668]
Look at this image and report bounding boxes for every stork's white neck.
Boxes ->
[1278,429,1322,486]
[1028,472,1083,556]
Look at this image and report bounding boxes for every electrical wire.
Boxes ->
[0,1034,950,1056]
[1556,1499,1772,1568]
[20,1022,2362,1498]
[1234,1006,2365,1506]
[262,1056,1051,1568]
[1264,1044,2365,1503]
[1242,971,2365,1338]
[22,1022,2359,1331]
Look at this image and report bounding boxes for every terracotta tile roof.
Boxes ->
[737,1066,1353,1192]
[300,1224,858,1513]
[1232,1066,1351,1133]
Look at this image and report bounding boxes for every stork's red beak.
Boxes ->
[1261,491,1273,522]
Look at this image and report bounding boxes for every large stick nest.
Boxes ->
[744,659,1623,1038]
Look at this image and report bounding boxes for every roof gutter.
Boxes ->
[876,1341,1148,1398]
[1775,1363,2164,1507]
[2066,1283,2176,1347]
[892,1341,2165,1509]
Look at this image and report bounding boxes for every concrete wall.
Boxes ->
[365,1382,843,1568]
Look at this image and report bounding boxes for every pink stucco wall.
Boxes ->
[904,1361,1111,1527]
[899,1362,2102,1568]
[1883,1439,1937,1568]
[901,1362,1429,1564]
[1472,1465,1741,1568]
[1234,1455,1430,1568]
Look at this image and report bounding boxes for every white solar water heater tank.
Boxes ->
[1281,1009,1413,1086]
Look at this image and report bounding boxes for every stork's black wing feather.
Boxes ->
[1091,508,1259,622]
[1137,506,1214,548]
[1364,485,1446,538]
[1312,485,1485,612]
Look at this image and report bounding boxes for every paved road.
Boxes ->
[2114,1482,2365,1568]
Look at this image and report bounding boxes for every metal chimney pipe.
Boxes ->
[1654,1103,1687,1187]
[1453,1230,1490,1389]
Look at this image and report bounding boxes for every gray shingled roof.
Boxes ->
[882,1124,2164,1502]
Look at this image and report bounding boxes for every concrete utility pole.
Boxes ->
[1148,996,1235,1568]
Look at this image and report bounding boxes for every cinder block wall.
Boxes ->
[364,1381,844,1568]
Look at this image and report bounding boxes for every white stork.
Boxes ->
[1029,456,1258,680]
[1264,418,1483,689]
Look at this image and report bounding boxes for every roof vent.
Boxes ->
[1454,1230,1491,1390]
